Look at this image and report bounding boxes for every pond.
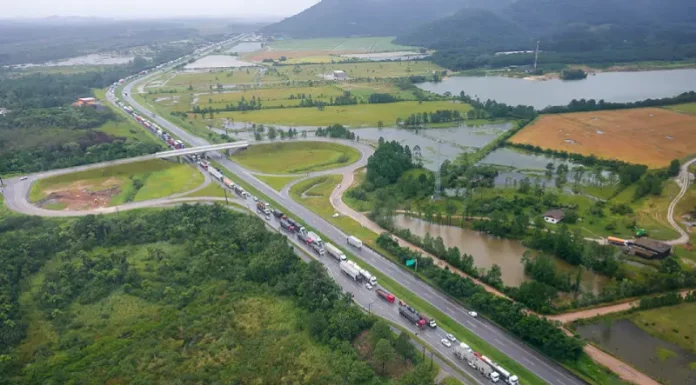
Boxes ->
[185,55,256,69]
[392,214,608,292]
[417,69,696,109]
[576,319,696,385]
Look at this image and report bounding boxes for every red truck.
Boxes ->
[376,289,395,303]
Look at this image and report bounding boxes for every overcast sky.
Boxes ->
[3,0,320,19]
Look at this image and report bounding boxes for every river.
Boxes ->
[417,69,696,109]
[392,214,608,292]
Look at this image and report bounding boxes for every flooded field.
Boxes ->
[393,214,608,291]
[22,53,134,67]
[185,55,256,69]
[355,123,512,170]
[227,42,263,54]
[418,69,696,109]
[480,147,576,170]
[576,319,696,385]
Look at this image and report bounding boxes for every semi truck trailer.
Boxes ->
[347,235,363,249]
[375,289,395,303]
[339,261,362,282]
[399,305,426,328]
[325,243,347,261]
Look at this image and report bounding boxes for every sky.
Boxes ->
[3,0,320,19]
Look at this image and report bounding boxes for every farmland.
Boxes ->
[220,100,471,127]
[509,108,696,168]
[245,37,418,62]
[30,159,204,209]
[231,141,361,174]
[666,102,696,115]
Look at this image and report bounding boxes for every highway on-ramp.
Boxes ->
[121,70,587,385]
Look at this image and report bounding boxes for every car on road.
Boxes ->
[20,176,28,181]
[440,339,452,348]
[365,283,374,290]
[468,311,478,318]
[446,334,456,342]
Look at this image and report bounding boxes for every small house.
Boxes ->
[543,209,565,224]
[333,70,347,80]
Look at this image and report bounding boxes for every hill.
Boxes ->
[262,0,513,38]
[396,0,696,69]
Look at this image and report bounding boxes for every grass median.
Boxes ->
[231,141,361,174]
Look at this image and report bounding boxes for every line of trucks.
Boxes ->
[454,343,519,385]
[111,96,185,150]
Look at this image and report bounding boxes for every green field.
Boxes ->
[221,100,471,127]
[666,103,696,114]
[30,159,204,207]
[338,82,417,100]
[269,37,416,52]
[197,85,345,109]
[166,67,266,89]
[269,61,443,81]
[255,175,301,191]
[231,141,361,174]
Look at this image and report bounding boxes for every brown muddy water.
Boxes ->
[576,319,696,385]
[393,214,608,292]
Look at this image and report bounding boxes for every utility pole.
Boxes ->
[533,41,540,71]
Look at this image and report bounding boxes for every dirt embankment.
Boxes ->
[38,186,120,210]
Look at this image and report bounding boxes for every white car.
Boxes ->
[20,176,28,181]
[468,311,478,318]
[365,283,374,291]
[446,334,457,342]
[440,339,452,348]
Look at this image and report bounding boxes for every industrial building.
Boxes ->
[631,238,672,260]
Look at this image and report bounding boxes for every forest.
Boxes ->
[0,205,438,385]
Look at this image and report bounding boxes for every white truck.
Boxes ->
[325,243,347,262]
[347,235,363,249]
[454,344,499,383]
[359,267,377,286]
[340,261,362,282]
[306,231,323,248]
[483,357,518,385]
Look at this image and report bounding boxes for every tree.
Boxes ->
[445,200,457,225]
[370,320,392,346]
[373,338,396,375]
[668,159,680,177]
[545,162,555,178]
[267,126,277,140]
[484,264,503,288]
[394,332,416,360]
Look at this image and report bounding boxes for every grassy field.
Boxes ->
[666,102,696,115]
[166,68,265,89]
[221,100,471,127]
[510,109,696,168]
[255,175,301,191]
[30,160,204,208]
[338,82,417,101]
[197,85,344,110]
[182,182,227,198]
[231,141,361,174]
[630,302,696,353]
[269,61,443,82]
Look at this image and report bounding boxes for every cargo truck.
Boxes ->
[418,312,437,328]
[340,261,362,282]
[279,217,295,232]
[399,305,426,328]
[375,289,395,303]
[476,355,500,382]
[325,243,347,261]
[208,168,223,180]
[358,267,377,285]
[347,235,363,249]
[310,242,325,256]
[483,357,518,385]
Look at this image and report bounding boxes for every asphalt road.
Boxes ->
[121,73,586,385]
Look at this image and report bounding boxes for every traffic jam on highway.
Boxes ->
[108,46,522,385]
[201,162,520,385]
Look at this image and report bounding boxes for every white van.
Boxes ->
[347,235,363,249]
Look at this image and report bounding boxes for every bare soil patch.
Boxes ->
[510,108,696,168]
[38,187,120,210]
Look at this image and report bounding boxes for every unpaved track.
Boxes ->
[666,158,696,245]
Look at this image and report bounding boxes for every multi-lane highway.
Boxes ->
[121,68,586,385]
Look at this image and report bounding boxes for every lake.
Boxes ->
[185,55,256,69]
[576,319,696,385]
[226,42,263,54]
[392,214,608,291]
[418,69,696,109]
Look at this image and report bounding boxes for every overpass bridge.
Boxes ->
[156,141,249,159]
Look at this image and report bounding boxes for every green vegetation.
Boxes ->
[231,141,361,174]
[181,182,227,198]
[0,205,441,384]
[668,102,696,115]
[631,301,696,354]
[221,101,470,127]
[255,174,301,191]
[30,159,204,206]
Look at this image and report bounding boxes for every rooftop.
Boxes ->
[633,238,672,254]
[543,209,565,221]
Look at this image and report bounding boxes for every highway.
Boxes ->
[121,69,586,385]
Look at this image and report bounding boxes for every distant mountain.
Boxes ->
[397,0,696,53]
[262,0,515,38]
